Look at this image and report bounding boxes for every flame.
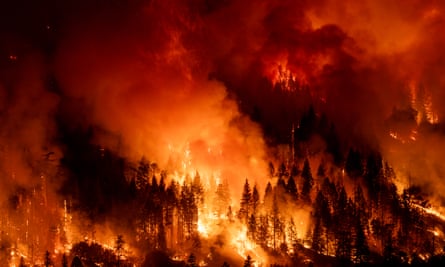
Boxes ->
[423,92,439,124]
[416,204,445,222]
[230,225,265,267]
[409,81,439,125]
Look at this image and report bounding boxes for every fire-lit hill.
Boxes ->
[1,0,445,266]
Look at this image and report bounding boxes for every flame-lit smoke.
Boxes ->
[53,0,269,199]
[2,0,445,265]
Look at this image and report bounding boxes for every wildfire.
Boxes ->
[3,0,445,266]
[231,225,264,267]
[389,129,417,144]
[416,204,445,223]
[264,60,307,91]
[409,81,439,125]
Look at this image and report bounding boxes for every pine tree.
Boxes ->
[354,217,369,264]
[312,217,324,254]
[62,253,68,267]
[186,253,198,267]
[271,195,284,251]
[263,182,273,210]
[151,175,159,192]
[313,190,331,254]
[290,163,299,177]
[276,176,287,203]
[19,257,27,267]
[192,171,204,204]
[115,235,125,266]
[335,186,352,262]
[257,215,269,248]
[227,205,234,222]
[166,181,178,225]
[251,185,260,214]
[157,222,167,250]
[317,159,326,178]
[180,182,198,239]
[365,152,383,202]
[135,157,150,190]
[286,175,298,201]
[239,179,252,223]
[301,158,313,202]
[268,162,275,178]
[345,148,363,178]
[71,256,83,267]
[278,162,287,178]
[297,105,317,140]
[247,214,257,242]
[159,172,166,193]
[44,251,52,267]
[287,218,298,251]
[215,180,230,217]
[383,229,395,264]
[354,185,369,230]
[244,255,253,267]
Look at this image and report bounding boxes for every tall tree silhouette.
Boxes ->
[301,158,313,203]
[239,179,252,223]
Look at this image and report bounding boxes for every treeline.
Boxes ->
[236,152,445,267]
[122,149,445,267]
[130,158,205,251]
[11,109,443,266]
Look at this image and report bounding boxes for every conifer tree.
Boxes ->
[62,253,68,267]
[71,256,83,267]
[136,157,150,190]
[243,255,253,267]
[186,253,197,267]
[286,175,298,201]
[19,257,27,267]
[115,235,125,266]
[215,180,230,217]
[192,171,204,204]
[247,214,256,242]
[287,218,298,251]
[345,148,363,178]
[317,159,326,178]
[251,185,260,214]
[239,179,252,223]
[354,217,370,264]
[301,158,313,202]
[263,182,273,210]
[312,217,324,254]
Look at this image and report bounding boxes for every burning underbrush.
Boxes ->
[2,127,445,267]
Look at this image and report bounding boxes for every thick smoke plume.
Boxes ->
[1,0,445,262]
[53,1,269,197]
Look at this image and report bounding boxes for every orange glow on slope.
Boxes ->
[3,0,445,265]
[409,81,439,125]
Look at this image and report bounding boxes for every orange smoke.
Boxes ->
[54,1,269,198]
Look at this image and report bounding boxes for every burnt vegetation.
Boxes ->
[7,106,444,267]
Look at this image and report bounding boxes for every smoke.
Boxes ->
[0,52,60,200]
[306,0,445,203]
[2,0,445,261]
[53,0,269,198]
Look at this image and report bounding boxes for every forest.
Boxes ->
[2,106,445,267]
[2,1,445,266]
